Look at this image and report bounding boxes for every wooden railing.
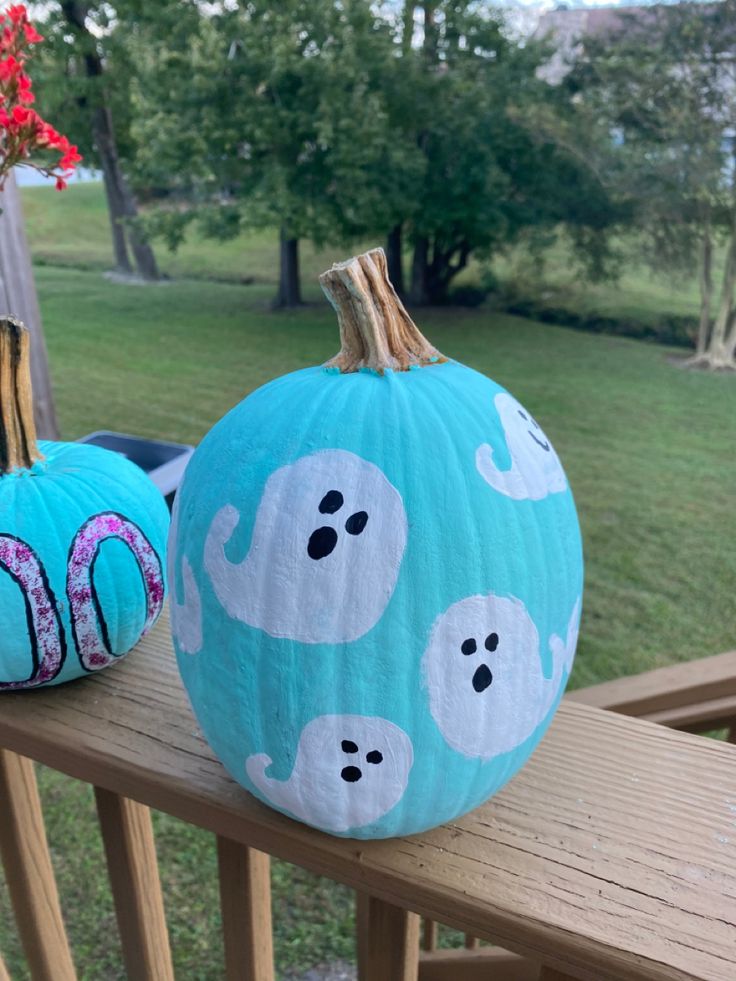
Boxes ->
[0,609,734,981]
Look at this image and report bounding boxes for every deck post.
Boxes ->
[356,892,420,981]
[0,750,76,981]
[0,172,59,439]
[94,788,175,981]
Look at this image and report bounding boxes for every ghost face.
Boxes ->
[423,593,566,760]
[476,393,568,501]
[205,450,407,644]
[246,715,414,833]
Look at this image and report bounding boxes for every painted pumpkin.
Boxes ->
[170,249,583,839]
[0,318,169,690]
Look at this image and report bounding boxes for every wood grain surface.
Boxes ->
[0,750,76,981]
[94,788,174,981]
[356,893,420,981]
[0,611,734,981]
[217,838,274,981]
[0,173,58,439]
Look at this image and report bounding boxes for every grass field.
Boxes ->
[0,186,734,979]
[21,182,704,321]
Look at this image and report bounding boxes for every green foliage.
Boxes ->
[390,3,617,300]
[130,1,416,246]
[122,0,616,299]
[31,1,200,170]
[565,0,736,276]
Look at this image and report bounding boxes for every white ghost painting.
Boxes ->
[476,392,568,501]
[549,597,582,679]
[204,450,408,644]
[246,715,414,833]
[423,593,579,760]
[168,494,203,655]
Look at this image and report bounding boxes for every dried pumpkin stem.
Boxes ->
[320,248,447,374]
[0,317,42,474]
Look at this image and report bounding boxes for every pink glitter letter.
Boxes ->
[0,535,66,690]
[67,512,164,672]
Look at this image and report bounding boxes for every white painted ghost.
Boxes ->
[204,450,407,644]
[246,715,414,833]
[549,597,582,679]
[168,493,203,655]
[476,392,568,501]
[423,593,580,760]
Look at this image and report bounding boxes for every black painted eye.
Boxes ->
[366,750,383,765]
[345,511,369,536]
[307,526,338,560]
[461,638,477,656]
[319,490,344,514]
[341,739,359,754]
[472,664,493,693]
[341,766,362,782]
[518,410,528,420]
[485,633,499,653]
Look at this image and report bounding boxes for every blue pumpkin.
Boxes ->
[0,318,169,690]
[170,249,583,839]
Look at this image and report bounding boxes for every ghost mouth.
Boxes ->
[529,431,550,452]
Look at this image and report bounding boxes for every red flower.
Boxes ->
[7,6,25,24]
[0,7,81,191]
[23,23,43,45]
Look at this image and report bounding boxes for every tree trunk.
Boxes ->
[93,107,133,275]
[386,225,404,295]
[61,0,158,281]
[0,174,59,439]
[422,2,438,60]
[402,3,415,56]
[704,221,736,367]
[275,230,301,308]
[409,237,430,305]
[695,226,713,356]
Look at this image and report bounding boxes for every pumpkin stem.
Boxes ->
[0,317,42,474]
[320,248,447,374]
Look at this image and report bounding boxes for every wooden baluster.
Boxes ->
[94,789,174,981]
[464,934,480,949]
[0,952,11,981]
[0,750,76,981]
[356,893,420,981]
[727,722,736,744]
[421,918,437,952]
[217,837,274,981]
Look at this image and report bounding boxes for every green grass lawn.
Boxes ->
[21,182,703,322]
[0,193,734,978]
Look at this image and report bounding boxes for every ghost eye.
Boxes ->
[461,638,477,656]
[517,410,528,421]
[366,750,383,764]
[341,739,359,754]
[485,632,499,652]
[319,490,344,514]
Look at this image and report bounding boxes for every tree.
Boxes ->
[566,1,736,368]
[386,2,617,304]
[34,1,166,280]
[130,1,413,306]
[129,0,614,306]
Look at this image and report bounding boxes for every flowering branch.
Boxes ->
[0,4,81,191]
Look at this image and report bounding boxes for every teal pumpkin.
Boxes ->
[0,319,169,690]
[170,250,583,839]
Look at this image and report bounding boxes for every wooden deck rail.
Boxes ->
[0,609,735,981]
